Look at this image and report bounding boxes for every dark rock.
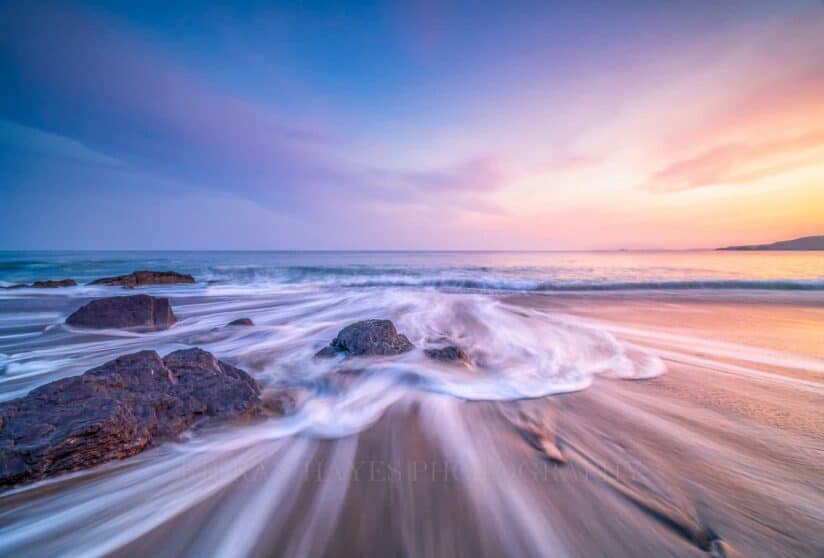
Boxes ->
[319,319,414,357]
[89,270,195,287]
[32,279,77,288]
[66,295,176,330]
[228,318,254,327]
[0,348,265,488]
[425,345,470,364]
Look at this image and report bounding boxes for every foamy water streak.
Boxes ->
[0,289,664,405]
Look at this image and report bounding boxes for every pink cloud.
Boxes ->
[645,130,824,192]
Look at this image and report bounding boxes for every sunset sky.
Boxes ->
[1,0,822,250]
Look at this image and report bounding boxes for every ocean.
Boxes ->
[1,249,823,290]
[1,250,822,556]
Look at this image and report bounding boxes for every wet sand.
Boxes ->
[121,367,822,557]
[1,292,822,557]
[324,293,824,556]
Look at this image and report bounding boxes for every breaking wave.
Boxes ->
[331,278,824,291]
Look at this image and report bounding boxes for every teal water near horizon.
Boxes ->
[1,250,823,291]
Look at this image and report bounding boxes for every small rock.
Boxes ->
[318,319,414,357]
[89,270,195,287]
[425,345,470,364]
[0,348,267,488]
[228,318,254,327]
[66,294,176,330]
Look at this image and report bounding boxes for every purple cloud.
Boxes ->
[0,1,506,215]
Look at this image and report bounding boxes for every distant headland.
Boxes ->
[718,235,824,251]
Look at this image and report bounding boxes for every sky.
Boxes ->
[1,0,822,250]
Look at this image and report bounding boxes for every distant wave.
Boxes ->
[190,274,824,294]
[4,272,823,293]
[0,261,48,272]
[330,278,824,292]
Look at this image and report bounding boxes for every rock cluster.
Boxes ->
[66,294,176,330]
[89,270,195,287]
[33,279,77,288]
[0,348,263,488]
[3,277,473,490]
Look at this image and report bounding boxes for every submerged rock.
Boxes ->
[425,345,470,364]
[227,318,254,327]
[0,348,264,488]
[89,270,195,287]
[66,294,176,330]
[261,389,298,415]
[315,319,414,358]
[511,409,566,465]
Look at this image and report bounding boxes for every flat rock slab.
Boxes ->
[32,279,77,288]
[2,279,77,289]
[0,348,263,488]
[90,270,195,287]
[316,319,414,358]
[66,294,176,330]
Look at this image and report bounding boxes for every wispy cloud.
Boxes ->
[0,1,507,216]
[644,130,824,192]
[0,120,124,168]
[394,155,510,193]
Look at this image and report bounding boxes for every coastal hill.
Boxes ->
[718,235,824,251]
